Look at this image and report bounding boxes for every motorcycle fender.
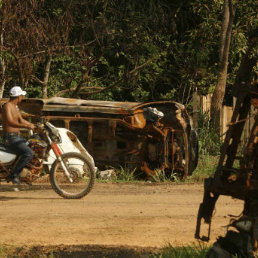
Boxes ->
[0,150,16,164]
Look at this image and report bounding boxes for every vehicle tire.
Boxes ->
[188,129,199,175]
[50,152,95,199]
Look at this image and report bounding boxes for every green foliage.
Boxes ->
[151,170,180,183]
[116,166,137,181]
[197,111,222,156]
[0,245,7,257]
[0,244,56,258]
[1,0,257,103]
[152,243,210,258]
[187,155,219,183]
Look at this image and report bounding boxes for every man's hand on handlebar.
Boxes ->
[27,123,35,131]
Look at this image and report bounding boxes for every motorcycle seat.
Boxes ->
[0,143,17,155]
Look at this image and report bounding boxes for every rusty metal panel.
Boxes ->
[42,97,142,115]
[45,97,141,109]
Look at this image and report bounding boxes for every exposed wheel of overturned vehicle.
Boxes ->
[188,129,199,176]
[142,127,199,180]
[50,152,95,199]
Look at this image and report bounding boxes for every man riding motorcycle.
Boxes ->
[1,86,35,184]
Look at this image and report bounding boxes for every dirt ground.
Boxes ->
[0,182,244,256]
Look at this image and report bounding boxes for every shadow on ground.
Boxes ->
[1,244,159,258]
[0,184,53,191]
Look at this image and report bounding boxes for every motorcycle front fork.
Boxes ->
[50,142,73,183]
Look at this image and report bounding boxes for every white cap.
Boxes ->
[9,86,27,97]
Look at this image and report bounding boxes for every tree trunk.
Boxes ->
[210,0,235,129]
[42,55,52,99]
[0,58,6,98]
[14,55,26,88]
[0,31,6,98]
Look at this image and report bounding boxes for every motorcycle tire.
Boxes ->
[50,152,95,199]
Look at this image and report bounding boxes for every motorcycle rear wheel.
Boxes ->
[50,152,95,199]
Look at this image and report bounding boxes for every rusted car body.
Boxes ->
[14,97,198,178]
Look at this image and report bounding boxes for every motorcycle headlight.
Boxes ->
[45,122,62,143]
[51,133,62,143]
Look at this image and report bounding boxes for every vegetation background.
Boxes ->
[0,0,256,104]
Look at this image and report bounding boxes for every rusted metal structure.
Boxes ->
[195,82,258,256]
[12,97,198,178]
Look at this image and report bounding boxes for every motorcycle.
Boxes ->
[0,121,95,199]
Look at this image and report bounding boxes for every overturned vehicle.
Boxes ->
[20,97,198,179]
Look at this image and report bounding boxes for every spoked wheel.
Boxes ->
[50,152,95,199]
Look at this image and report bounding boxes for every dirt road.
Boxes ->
[0,182,243,249]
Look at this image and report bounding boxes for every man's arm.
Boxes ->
[18,113,35,130]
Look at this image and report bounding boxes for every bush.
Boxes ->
[197,111,222,156]
[182,111,222,182]
[187,155,219,182]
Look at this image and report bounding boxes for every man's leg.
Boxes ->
[11,141,34,178]
[4,135,33,182]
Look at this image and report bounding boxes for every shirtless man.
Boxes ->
[2,86,35,184]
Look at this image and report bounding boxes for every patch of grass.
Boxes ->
[151,170,181,183]
[0,244,156,257]
[198,111,222,157]
[96,148,219,184]
[0,245,7,257]
[116,166,137,182]
[0,245,56,258]
[186,155,218,183]
[96,154,218,184]
[150,154,219,184]
[0,245,21,258]
[152,243,210,258]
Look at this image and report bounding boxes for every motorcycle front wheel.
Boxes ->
[50,152,95,199]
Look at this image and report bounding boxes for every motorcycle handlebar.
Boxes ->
[28,129,34,136]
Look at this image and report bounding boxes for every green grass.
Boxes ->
[0,245,55,258]
[0,245,7,257]
[0,244,211,258]
[96,165,143,183]
[96,154,219,184]
[0,245,18,258]
[186,155,218,183]
[150,170,181,183]
[150,155,219,184]
[152,243,210,258]
[116,166,137,181]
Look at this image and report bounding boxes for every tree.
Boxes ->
[1,0,256,104]
[0,0,72,98]
[0,0,7,97]
[0,25,5,97]
[210,0,235,128]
